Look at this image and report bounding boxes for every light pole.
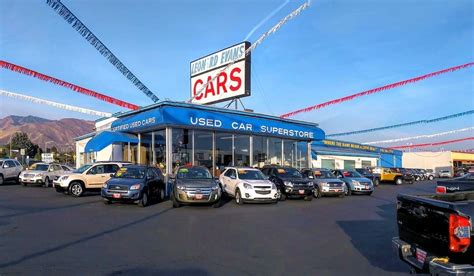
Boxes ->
[9,131,22,158]
[44,141,54,153]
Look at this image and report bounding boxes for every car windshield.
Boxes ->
[0,161,3,166]
[35,164,49,171]
[342,170,363,178]
[313,170,336,179]
[276,168,303,178]
[238,169,266,180]
[74,164,92,174]
[456,173,474,180]
[356,169,371,175]
[177,167,212,179]
[114,167,145,179]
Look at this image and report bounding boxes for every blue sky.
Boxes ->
[0,0,473,150]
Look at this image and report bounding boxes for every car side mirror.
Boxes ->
[230,175,236,180]
[109,173,114,177]
[308,175,314,179]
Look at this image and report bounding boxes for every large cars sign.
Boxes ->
[190,42,251,105]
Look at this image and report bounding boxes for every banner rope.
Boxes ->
[280,62,474,118]
[389,137,474,149]
[327,110,474,137]
[189,0,311,103]
[0,60,139,110]
[46,0,159,103]
[0,89,112,117]
[364,126,474,145]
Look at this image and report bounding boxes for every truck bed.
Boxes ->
[397,192,474,265]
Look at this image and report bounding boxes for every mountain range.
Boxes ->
[0,115,95,149]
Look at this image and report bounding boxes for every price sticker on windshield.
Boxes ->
[277,169,286,173]
[314,171,322,176]
[116,167,127,177]
[178,168,189,173]
[238,169,248,174]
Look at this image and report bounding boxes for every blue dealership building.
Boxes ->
[75,101,402,176]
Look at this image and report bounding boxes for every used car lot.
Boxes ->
[0,180,438,275]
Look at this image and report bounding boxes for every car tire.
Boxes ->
[428,175,434,181]
[212,199,221,208]
[157,187,165,202]
[235,189,244,205]
[313,187,321,198]
[172,194,181,208]
[69,182,84,197]
[304,195,313,201]
[345,184,352,196]
[395,177,403,185]
[138,190,149,207]
[0,175,4,185]
[279,193,287,201]
[44,177,50,188]
[373,178,380,187]
[16,173,21,184]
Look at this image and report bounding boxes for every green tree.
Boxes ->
[10,132,40,158]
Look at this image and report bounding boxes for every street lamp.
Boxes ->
[44,141,54,153]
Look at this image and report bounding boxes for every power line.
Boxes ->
[280,62,474,118]
[45,0,159,103]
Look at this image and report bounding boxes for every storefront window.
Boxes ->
[234,134,250,167]
[321,159,335,169]
[252,136,268,168]
[283,140,297,167]
[194,130,214,174]
[344,160,356,170]
[215,132,233,175]
[172,129,192,173]
[268,137,282,165]
[297,141,308,169]
[153,130,166,172]
[361,160,372,168]
[140,133,153,165]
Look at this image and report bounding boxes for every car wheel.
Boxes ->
[138,191,149,207]
[279,192,287,201]
[304,195,313,201]
[212,199,221,208]
[345,184,352,196]
[235,189,244,205]
[373,178,380,187]
[16,173,21,184]
[313,187,321,198]
[44,177,50,188]
[172,195,181,208]
[395,178,403,185]
[0,175,4,185]
[157,187,165,202]
[69,182,84,197]
[428,175,434,181]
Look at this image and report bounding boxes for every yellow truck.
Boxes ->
[372,167,404,185]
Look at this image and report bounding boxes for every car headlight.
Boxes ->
[271,183,277,190]
[130,184,141,190]
[284,181,293,187]
[176,185,186,190]
[321,182,329,187]
[37,173,44,177]
[61,175,69,181]
[243,183,252,189]
[211,184,220,190]
[102,183,108,189]
[352,180,360,185]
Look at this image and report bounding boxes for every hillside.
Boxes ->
[0,115,95,148]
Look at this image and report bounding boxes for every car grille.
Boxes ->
[292,182,311,188]
[186,187,212,195]
[255,190,271,195]
[254,186,271,189]
[23,174,34,178]
[108,184,129,191]
[328,182,342,187]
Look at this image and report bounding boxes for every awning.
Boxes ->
[85,131,138,153]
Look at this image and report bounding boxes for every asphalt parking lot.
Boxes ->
[0,180,438,275]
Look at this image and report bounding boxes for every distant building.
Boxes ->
[403,151,474,175]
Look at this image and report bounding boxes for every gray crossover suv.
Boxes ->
[0,159,23,185]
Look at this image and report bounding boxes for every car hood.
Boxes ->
[346,177,372,183]
[313,178,344,184]
[23,170,48,174]
[107,178,144,186]
[176,179,216,187]
[242,179,273,186]
[279,177,312,183]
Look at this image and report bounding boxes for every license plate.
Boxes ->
[415,248,427,264]
[113,193,121,199]
[195,194,203,200]
[365,185,369,189]
[299,190,305,194]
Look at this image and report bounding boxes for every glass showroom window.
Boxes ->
[268,137,282,165]
[321,159,335,169]
[153,130,166,172]
[234,134,250,167]
[194,130,214,174]
[215,132,233,176]
[297,141,308,169]
[141,132,153,165]
[283,139,297,167]
[171,129,192,174]
[361,160,372,168]
[344,160,356,170]
[252,135,268,168]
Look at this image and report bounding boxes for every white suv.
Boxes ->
[219,167,279,205]
[0,159,23,185]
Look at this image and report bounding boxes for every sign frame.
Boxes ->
[190,41,251,105]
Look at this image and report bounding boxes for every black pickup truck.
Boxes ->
[393,192,474,274]
[437,173,474,194]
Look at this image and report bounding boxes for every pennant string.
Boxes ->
[0,89,112,117]
[389,137,474,149]
[45,0,159,103]
[280,62,474,118]
[327,110,474,137]
[363,127,474,145]
[0,60,139,110]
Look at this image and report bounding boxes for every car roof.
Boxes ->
[122,165,149,169]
